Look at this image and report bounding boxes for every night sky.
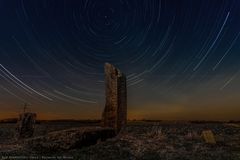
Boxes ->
[0,0,240,120]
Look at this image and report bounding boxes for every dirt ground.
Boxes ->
[0,121,240,160]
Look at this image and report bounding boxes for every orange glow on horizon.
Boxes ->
[0,104,239,121]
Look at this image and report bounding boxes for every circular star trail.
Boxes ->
[0,0,240,120]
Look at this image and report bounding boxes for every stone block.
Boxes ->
[102,63,127,133]
[16,112,36,139]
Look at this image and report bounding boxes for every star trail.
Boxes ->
[0,0,240,120]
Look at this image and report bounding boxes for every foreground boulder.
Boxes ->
[201,130,216,144]
[24,127,116,152]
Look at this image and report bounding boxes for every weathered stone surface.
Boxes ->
[24,127,115,152]
[202,130,216,144]
[16,112,36,139]
[102,63,127,133]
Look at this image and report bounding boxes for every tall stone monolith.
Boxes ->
[102,63,127,133]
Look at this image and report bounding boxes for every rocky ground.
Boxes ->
[0,121,240,160]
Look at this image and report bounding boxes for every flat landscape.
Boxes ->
[0,121,240,160]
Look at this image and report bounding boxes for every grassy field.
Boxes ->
[0,121,240,160]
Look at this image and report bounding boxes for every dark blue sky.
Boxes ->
[0,0,240,120]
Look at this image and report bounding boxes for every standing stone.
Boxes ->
[16,112,36,139]
[102,63,127,133]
